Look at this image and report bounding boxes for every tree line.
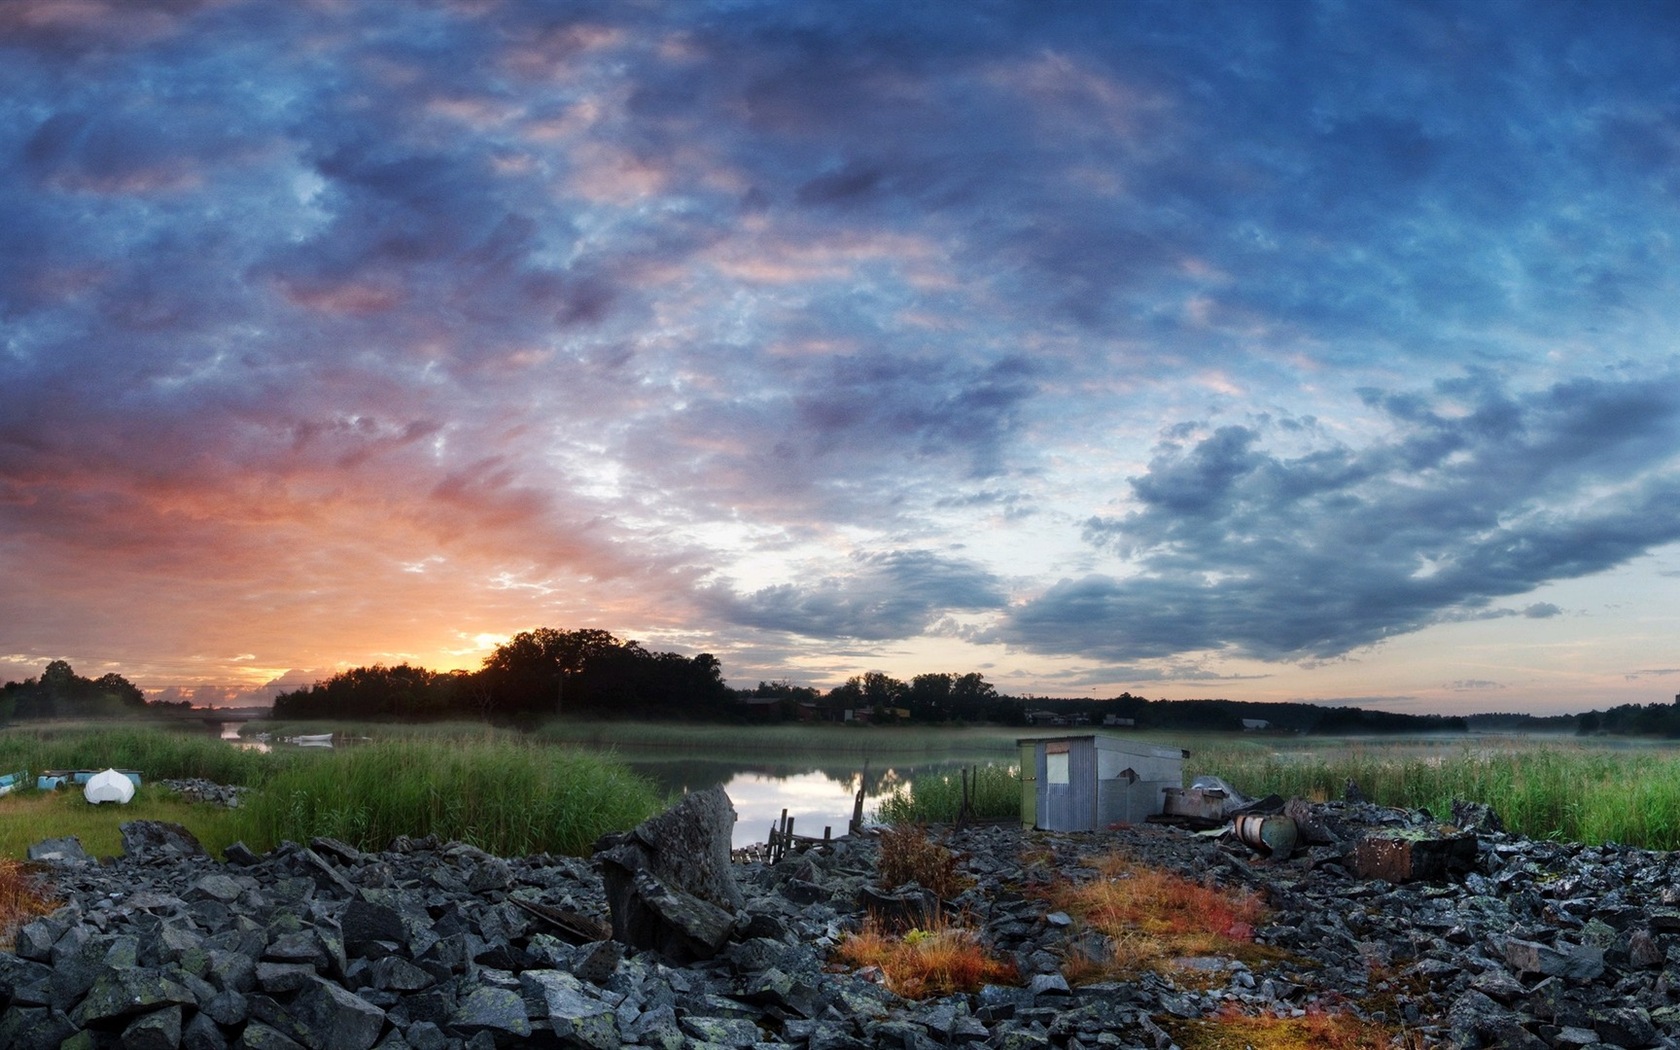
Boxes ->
[0,660,148,721]
[271,628,733,723]
[8,636,1674,737]
[740,670,1019,724]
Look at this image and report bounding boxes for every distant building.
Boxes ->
[1241,718,1271,731]
[1102,715,1136,727]
[736,695,786,721]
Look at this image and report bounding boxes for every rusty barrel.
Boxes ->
[1234,813,1298,858]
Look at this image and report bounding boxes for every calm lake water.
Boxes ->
[621,755,1005,849]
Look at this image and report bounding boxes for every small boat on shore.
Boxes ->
[38,769,143,791]
[84,768,136,805]
[284,733,334,747]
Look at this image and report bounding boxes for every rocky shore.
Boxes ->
[5,791,1680,1050]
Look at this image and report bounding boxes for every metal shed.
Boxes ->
[1019,734,1187,832]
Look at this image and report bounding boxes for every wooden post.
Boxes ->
[850,762,869,837]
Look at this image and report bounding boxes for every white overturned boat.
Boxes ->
[284,733,334,747]
[84,768,136,805]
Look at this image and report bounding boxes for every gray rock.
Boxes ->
[190,873,248,903]
[69,968,196,1026]
[289,976,388,1050]
[1503,938,1606,980]
[0,1005,78,1050]
[184,1008,231,1050]
[256,961,319,993]
[122,1005,184,1050]
[120,820,209,860]
[402,1021,447,1050]
[11,919,57,963]
[370,956,435,992]
[448,985,531,1040]
[597,787,744,962]
[27,837,91,866]
[521,970,619,1048]
[679,1015,762,1047]
[1592,1005,1658,1049]
[236,1021,309,1050]
[205,988,251,1026]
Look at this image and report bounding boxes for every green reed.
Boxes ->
[0,725,664,859]
[867,733,1680,850]
[229,738,665,857]
[875,763,1022,824]
[1189,737,1680,849]
[0,724,275,786]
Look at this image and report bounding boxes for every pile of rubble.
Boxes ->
[5,786,1680,1049]
[157,780,248,809]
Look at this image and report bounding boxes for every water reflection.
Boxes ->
[221,723,270,752]
[625,756,1003,849]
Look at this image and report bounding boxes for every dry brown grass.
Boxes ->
[1167,1003,1417,1050]
[0,859,59,949]
[877,824,970,899]
[833,914,1018,999]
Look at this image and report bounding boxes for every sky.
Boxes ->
[2,0,1679,716]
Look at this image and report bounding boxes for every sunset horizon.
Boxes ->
[4,0,1678,719]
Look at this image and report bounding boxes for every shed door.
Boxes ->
[1039,738,1097,831]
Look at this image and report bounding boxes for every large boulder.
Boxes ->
[595,786,743,962]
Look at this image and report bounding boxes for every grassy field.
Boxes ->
[0,723,664,859]
[1187,733,1680,849]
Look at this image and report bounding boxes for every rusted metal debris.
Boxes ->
[1351,830,1478,883]
[1233,813,1299,860]
[510,897,610,943]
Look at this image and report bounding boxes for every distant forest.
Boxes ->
[7,628,1680,737]
[0,659,149,721]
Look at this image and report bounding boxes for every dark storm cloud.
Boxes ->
[702,550,1007,641]
[999,372,1680,662]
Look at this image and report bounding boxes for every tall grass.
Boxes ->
[1191,737,1680,849]
[0,725,274,786]
[875,764,1021,824]
[229,738,665,856]
[0,725,665,859]
[869,733,1680,850]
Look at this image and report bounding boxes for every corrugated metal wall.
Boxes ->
[1038,736,1097,831]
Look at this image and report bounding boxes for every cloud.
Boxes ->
[2,0,1679,710]
[998,372,1680,662]
[702,550,1007,641]
[1626,669,1680,681]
